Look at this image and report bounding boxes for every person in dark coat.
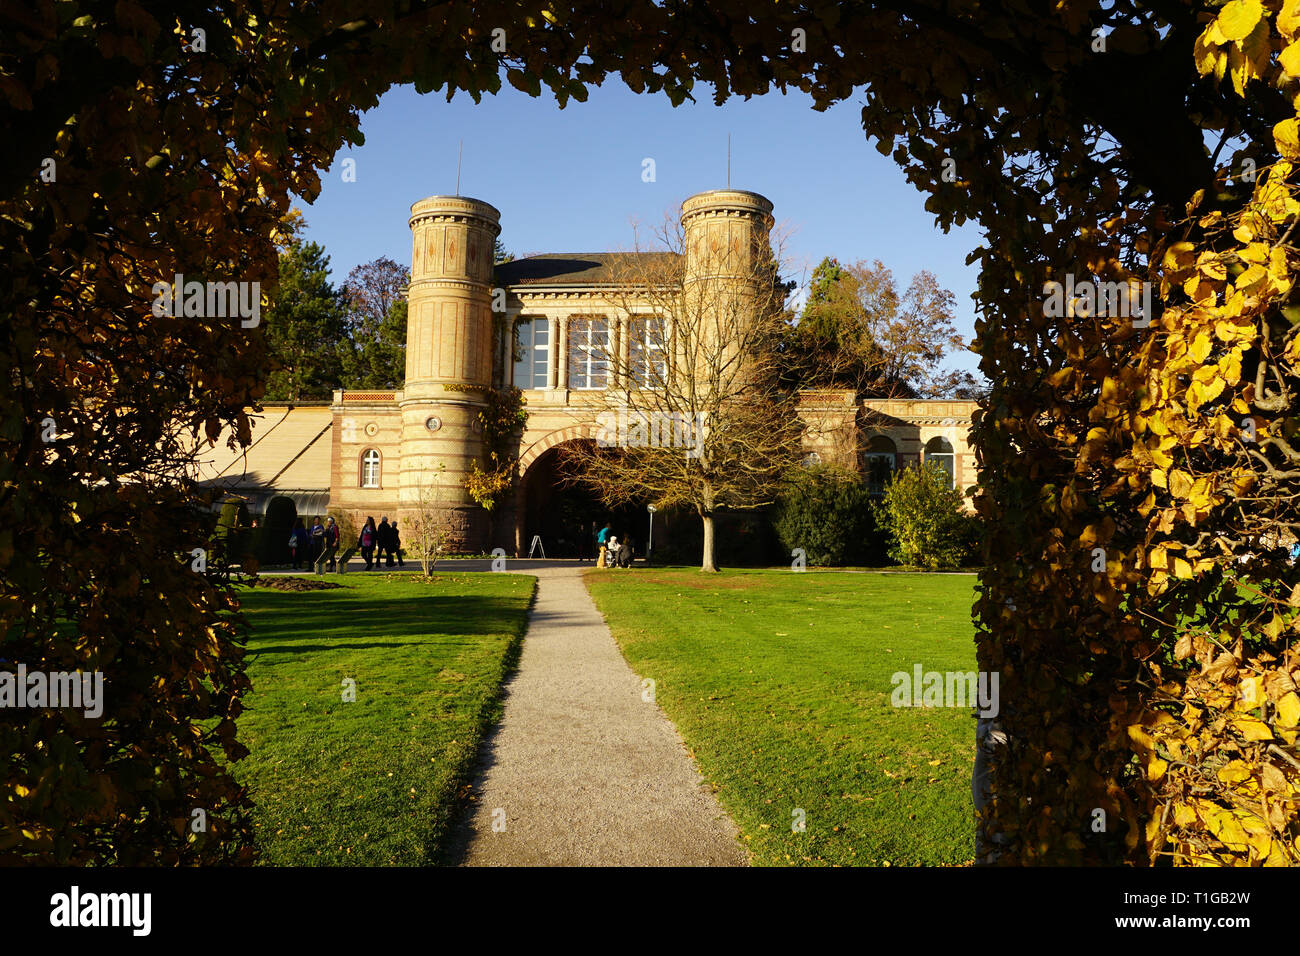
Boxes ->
[379,516,395,567]
[309,517,325,567]
[289,518,309,569]
[322,516,340,572]
[390,520,405,567]
[617,534,634,569]
[358,516,377,570]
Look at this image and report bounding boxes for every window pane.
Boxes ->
[630,317,667,387]
[570,318,609,390]
[513,318,549,388]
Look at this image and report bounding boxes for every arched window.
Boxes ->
[863,436,897,495]
[924,436,955,490]
[360,448,381,488]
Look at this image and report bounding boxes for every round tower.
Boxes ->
[679,189,776,384]
[680,189,775,286]
[400,195,501,550]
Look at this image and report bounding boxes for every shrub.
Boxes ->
[212,499,253,564]
[259,496,297,566]
[772,465,883,566]
[329,509,358,553]
[874,462,972,569]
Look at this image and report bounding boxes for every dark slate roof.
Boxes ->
[494,252,680,286]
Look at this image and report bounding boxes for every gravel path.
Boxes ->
[445,565,748,867]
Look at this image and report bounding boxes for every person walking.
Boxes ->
[322,516,340,572]
[288,518,307,569]
[378,516,396,568]
[358,517,377,571]
[309,517,325,568]
[390,520,405,567]
[596,523,611,569]
[617,534,634,569]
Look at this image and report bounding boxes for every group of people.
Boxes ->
[286,515,403,572]
[288,516,341,571]
[356,516,404,571]
[594,523,635,568]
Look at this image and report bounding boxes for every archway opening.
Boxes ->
[519,440,647,559]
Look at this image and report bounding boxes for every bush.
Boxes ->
[212,499,253,564]
[329,509,358,553]
[874,462,972,569]
[772,465,885,566]
[259,496,297,566]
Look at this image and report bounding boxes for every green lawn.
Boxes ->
[586,568,978,867]
[234,573,535,865]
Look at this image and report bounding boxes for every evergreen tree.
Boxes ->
[782,256,978,398]
[262,239,347,401]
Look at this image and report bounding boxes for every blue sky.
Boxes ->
[298,81,986,378]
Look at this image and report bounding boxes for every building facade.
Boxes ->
[200,189,979,555]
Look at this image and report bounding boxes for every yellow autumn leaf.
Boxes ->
[1127,723,1157,752]
[1277,692,1300,728]
[1196,252,1227,278]
[1275,118,1300,159]
[1218,759,1252,784]
[1282,0,1300,39]
[1173,557,1194,579]
[1147,757,1168,782]
[1162,241,1197,271]
[1189,330,1213,363]
[1215,0,1264,42]
[1149,545,1168,570]
[1221,349,1243,384]
[1230,714,1274,741]
[1169,469,1194,498]
[1206,808,1251,849]
[1211,0,1263,41]
[1235,262,1268,291]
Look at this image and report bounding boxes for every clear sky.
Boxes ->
[298,80,986,379]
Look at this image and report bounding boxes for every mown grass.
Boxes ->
[586,567,978,866]
[234,573,535,865]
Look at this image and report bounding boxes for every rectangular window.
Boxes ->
[628,316,667,388]
[568,317,609,390]
[513,317,549,389]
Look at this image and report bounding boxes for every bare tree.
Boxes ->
[558,213,804,572]
[404,464,452,576]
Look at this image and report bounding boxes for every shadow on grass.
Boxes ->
[242,593,527,646]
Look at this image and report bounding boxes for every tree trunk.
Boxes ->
[700,510,717,572]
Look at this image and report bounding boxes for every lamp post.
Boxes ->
[646,503,657,564]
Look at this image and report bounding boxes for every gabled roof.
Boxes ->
[495,252,680,286]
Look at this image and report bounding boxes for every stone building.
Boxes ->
[198,188,978,555]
